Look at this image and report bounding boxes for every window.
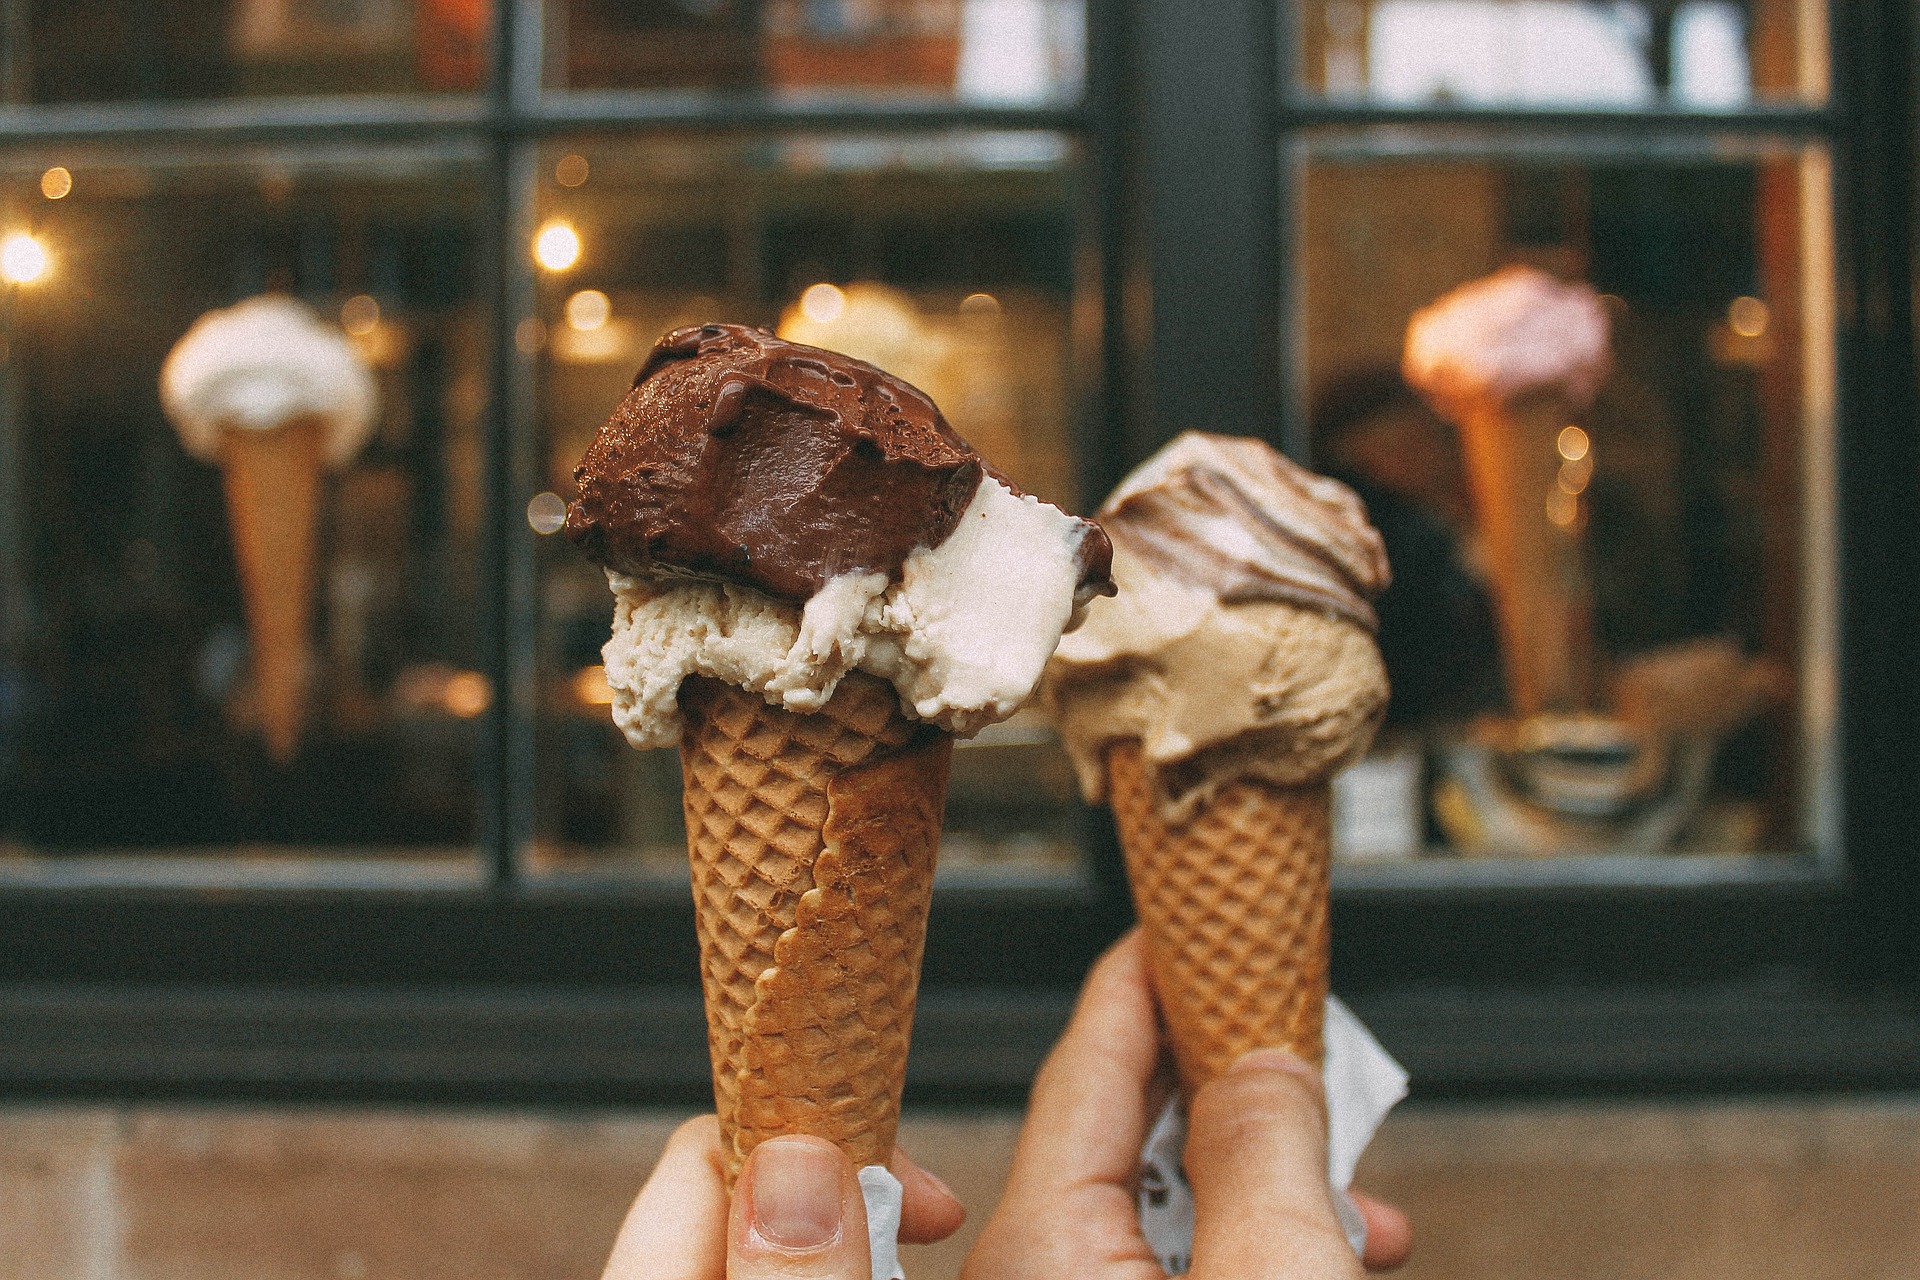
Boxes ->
[0,0,1913,1099]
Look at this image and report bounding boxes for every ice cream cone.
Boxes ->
[1455,395,1590,717]
[677,671,954,1182]
[219,414,328,765]
[1107,740,1330,1091]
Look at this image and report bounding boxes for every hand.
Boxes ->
[602,1118,966,1280]
[962,931,1412,1279]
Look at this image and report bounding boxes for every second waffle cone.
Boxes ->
[678,672,952,1182]
[1107,740,1330,1090]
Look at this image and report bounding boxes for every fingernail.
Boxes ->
[1227,1047,1320,1080]
[913,1162,957,1202]
[747,1139,844,1250]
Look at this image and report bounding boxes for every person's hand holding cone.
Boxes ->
[565,324,1113,1237]
[162,295,376,764]
[1043,432,1390,1086]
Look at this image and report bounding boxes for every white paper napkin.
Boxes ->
[859,1165,906,1280]
[1137,995,1409,1272]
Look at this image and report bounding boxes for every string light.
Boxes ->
[533,221,581,271]
[0,233,50,284]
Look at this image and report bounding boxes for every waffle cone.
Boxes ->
[1107,740,1330,1090]
[220,416,328,765]
[1457,399,1590,716]
[678,672,952,1183]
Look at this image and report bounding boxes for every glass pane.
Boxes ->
[15,0,491,102]
[0,143,489,883]
[525,132,1096,887]
[547,0,1085,104]
[1296,134,1835,864]
[1294,0,1828,106]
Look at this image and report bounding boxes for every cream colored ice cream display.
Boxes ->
[161,295,377,764]
[1403,265,1611,716]
[565,323,1112,1269]
[1044,430,1387,1081]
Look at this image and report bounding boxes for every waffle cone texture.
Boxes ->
[678,672,952,1182]
[1107,740,1330,1090]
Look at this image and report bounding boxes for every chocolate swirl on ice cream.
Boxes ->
[567,323,1113,748]
[1044,432,1389,818]
[1101,431,1389,632]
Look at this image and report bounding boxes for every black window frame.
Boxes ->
[0,0,1915,1104]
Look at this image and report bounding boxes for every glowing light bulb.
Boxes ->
[1557,425,1590,462]
[565,289,611,331]
[534,221,581,271]
[1728,295,1769,339]
[1,233,50,284]
[442,671,492,719]
[340,294,380,336]
[799,282,846,324]
[40,167,72,200]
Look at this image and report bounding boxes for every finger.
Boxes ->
[1012,929,1162,1189]
[1186,1050,1361,1280]
[1353,1190,1413,1272]
[602,1115,729,1280]
[728,1135,872,1280]
[961,930,1165,1280]
[889,1148,966,1245]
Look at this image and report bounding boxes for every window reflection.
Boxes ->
[1300,0,1826,105]
[528,133,1093,885]
[21,0,489,102]
[552,0,1084,103]
[0,148,487,866]
[1304,141,1832,861]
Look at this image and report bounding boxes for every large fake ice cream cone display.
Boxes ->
[565,324,1112,1192]
[162,296,376,764]
[1402,266,1611,717]
[1044,433,1390,1086]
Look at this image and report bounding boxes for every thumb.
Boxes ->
[1185,1050,1362,1280]
[729,1136,874,1280]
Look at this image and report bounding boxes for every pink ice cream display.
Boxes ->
[1402,266,1613,718]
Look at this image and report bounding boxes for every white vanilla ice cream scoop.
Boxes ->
[161,294,376,468]
[566,323,1114,747]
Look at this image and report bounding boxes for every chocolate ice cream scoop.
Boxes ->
[567,323,1110,601]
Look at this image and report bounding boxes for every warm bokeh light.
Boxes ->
[799,282,847,324]
[0,233,50,284]
[1545,487,1580,529]
[571,664,615,707]
[1557,425,1590,461]
[526,491,567,535]
[40,167,72,200]
[554,154,590,188]
[443,671,492,719]
[515,316,547,354]
[340,294,381,336]
[960,292,1002,316]
[565,289,611,331]
[534,221,581,271]
[1728,295,1770,338]
[1558,453,1594,494]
